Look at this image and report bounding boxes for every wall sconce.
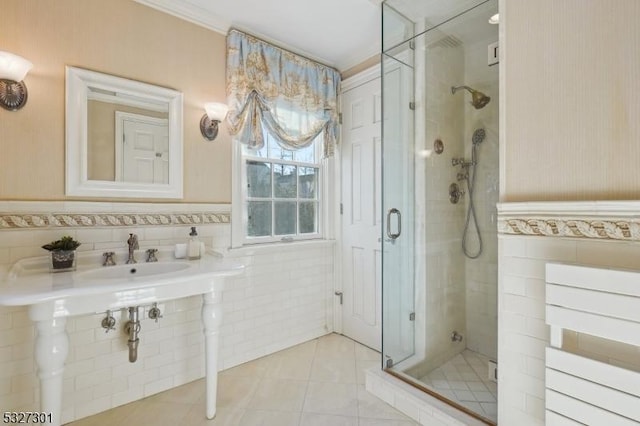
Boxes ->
[200,102,228,141]
[0,51,33,111]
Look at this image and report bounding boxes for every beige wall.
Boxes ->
[0,0,230,202]
[503,0,640,201]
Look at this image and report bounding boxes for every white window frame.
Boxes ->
[231,133,335,248]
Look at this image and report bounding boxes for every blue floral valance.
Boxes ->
[226,29,340,157]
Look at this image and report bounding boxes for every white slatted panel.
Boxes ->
[546,369,640,421]
[546,263,640,297]
[546,348,640,397]
[547,283,640,321]
[546,390,637,426]
[545,263,640,425]
[545,305,640,347]
[545,411,584,426]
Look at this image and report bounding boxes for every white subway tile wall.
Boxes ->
[0,202,334,423]
[498,234,640,425]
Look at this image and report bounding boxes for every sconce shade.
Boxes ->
[0,51,33,82]
[201,102,228,141]
[204,102,229,121]
[0,51,32,111]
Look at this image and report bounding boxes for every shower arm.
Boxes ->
[451,85,476,95]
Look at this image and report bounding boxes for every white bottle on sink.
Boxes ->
[187,226,201,260]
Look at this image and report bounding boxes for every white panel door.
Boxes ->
[341,76,382,351]
[116,112,169,184]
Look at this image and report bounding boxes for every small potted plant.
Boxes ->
[42,236,81,272]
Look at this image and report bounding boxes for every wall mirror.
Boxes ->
[66,66,183,198]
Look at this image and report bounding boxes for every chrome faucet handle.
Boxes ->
[146,248,158,263]
[148,303,163,323]
[103,251,116,266]
[101,310,116,333]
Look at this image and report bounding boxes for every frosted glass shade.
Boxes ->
[0,51,33,82]
[204,102,228,121]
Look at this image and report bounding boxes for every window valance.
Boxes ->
[226,29,340,157]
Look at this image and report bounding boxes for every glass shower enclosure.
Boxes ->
[381,0,499,423]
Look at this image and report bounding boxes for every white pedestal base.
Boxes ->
[30,289,225,425]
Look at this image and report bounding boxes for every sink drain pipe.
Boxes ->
[125,306,141,362]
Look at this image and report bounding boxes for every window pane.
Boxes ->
[274,202,296,235]
[247,161,272,198]
[247,201,272,237]
[298,167,318,199]
[295,143,316,163]
[274,164,297,198]
[299,202,317,234]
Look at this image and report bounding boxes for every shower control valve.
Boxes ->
[451,157,465,167]
[457,172,468,181]
[449,183,465,204]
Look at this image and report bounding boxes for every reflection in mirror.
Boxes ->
[66,66,183,199]
[87,92,169,183]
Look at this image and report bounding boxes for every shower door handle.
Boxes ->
[386,208,401,240]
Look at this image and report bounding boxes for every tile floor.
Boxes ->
[418,350,497,422]
[68,333,419,426]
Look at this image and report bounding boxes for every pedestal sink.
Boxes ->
[78,261,190,280]
[0,247,244,426]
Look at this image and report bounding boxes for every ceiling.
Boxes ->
[134,0,383,71]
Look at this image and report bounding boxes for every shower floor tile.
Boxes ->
[417,349,497,423]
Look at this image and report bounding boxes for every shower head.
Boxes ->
[472,128,486,145]
[451,85,491,109]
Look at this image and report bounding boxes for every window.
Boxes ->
[235,130,323,245]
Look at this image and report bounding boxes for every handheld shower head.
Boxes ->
[451,85,491,109]
[472,128,486,145]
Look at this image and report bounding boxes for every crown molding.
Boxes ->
[133,0,340,69]
[134,0,229,35]
[341,65,381,92]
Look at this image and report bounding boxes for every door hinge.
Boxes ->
[386,358,393,368]
[338,112,343,125]
[409,101,415,110]
[340,203,344,214]
[409,312,415,321]
[334,291,343,305]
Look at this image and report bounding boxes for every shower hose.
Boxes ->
[462,142,483,259]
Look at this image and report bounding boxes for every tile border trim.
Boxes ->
[497,201,640,241]
[0,202,231,229]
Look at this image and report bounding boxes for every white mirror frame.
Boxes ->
[65,66,183,199]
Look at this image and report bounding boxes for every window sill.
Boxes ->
[226,238,335,256]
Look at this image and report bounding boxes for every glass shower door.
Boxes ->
[381,3,415,369]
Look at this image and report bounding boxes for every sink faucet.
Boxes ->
[146,248,158,263]
[126,233,139,264]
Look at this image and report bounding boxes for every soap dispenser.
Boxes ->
[187,227,201,260]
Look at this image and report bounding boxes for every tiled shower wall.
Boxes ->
[415,36,467,376]
[463,38,499,360]
[0,202,334,423]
